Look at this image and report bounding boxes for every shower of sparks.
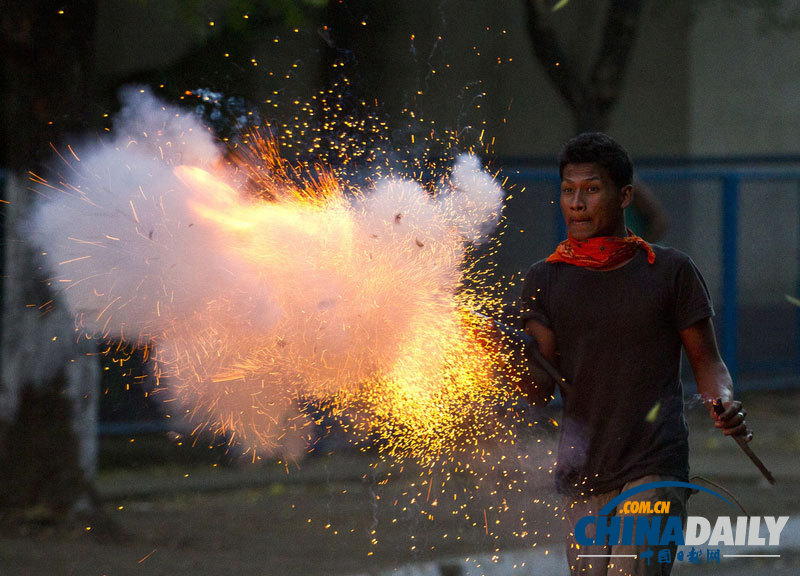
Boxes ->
[29,87,542,469]
[26,13,568,557]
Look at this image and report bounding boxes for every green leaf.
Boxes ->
[552,0,571,12]
[645,401,661,423]
[786,295,800,307]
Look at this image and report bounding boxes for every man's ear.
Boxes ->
[620,184,634,210]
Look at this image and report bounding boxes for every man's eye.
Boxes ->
[587,186,599,192]
[562,187,573,194]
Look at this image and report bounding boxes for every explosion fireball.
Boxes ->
[28,87,524,463]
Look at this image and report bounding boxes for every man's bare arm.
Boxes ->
[680,317,751,439]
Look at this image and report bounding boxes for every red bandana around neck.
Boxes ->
[546,229,656,270]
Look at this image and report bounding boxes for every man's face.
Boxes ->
[560,163,632,241]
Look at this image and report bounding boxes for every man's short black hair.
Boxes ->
[558,132,634,190]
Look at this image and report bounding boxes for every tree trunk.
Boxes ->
[524,0,644,133]
[576,103,611,134]
[0,0,100,527]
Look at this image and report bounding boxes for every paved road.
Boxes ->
[1,390,797,575]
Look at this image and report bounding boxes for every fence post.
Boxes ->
[721,175,739,381]
[797,181,800,372]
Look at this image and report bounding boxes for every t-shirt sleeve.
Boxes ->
[674,256,715,331]
[520,262,553,330]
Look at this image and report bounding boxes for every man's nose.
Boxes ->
[568,190,585,210]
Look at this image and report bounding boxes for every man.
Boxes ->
[518,132,751,575]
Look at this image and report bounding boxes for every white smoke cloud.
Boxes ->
[443,153,504,244]
[28,87,242,340]
[27,87,506,457]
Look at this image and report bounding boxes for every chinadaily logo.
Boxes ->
[574,481,789,567]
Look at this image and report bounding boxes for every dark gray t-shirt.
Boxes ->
[520,245,714,496]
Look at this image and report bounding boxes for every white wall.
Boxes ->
[687,1,800,306]
[689,2,800,155]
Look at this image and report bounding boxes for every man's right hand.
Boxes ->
[711,398,753,442]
